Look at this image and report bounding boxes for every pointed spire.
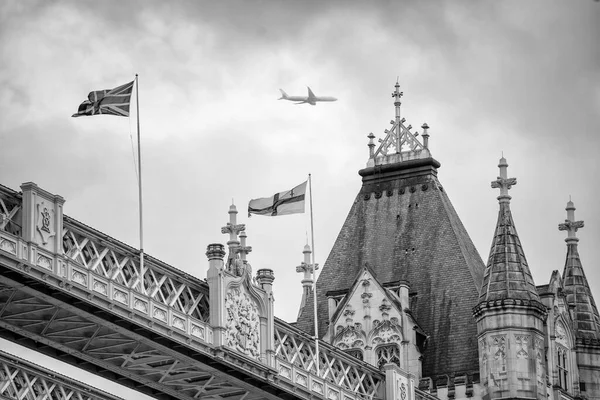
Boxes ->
[558,200,600,339]
[296,243,318,319]
[479,157,540,302]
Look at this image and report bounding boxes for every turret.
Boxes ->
[559,200,600,340]
[473,157,548,400]
[558,200,600,399]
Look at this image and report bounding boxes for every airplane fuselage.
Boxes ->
[279,87,337,105]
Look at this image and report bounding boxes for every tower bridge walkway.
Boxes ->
[0,183,404,400]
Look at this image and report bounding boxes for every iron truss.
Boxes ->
[0,254,298,400]
[0,349,126,400]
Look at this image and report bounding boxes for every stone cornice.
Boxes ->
[472,298,548,320]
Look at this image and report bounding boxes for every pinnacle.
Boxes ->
[479,157,540,303]
[559,200,600,339]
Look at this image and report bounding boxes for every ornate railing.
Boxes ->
[0,350,125,400]
[274,318,384,400]
[0,186,21,237]
[59,216,213,343]
[62,217,210,320]
[1,182,394,400]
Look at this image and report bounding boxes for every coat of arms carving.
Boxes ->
[225,287,260,359]
[36,202,55,245]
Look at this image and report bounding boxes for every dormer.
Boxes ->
[324,265,426,378]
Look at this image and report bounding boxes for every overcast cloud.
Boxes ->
[1,1,599,398]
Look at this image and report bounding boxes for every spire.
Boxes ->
[479,156,540,302]
[558,200,600,339]
[296,243,318,319]
[221,203,245,273]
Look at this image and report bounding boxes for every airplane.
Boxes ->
[278,87,337,105]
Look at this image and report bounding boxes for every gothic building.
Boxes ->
[295,82,600,400]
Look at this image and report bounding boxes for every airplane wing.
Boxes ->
[307,87,316,101]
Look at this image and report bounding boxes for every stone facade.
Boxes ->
[295,84,600,400]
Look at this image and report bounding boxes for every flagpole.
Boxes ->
[135,74,145,294]
[309,173,319,375]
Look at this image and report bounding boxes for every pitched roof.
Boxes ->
[296,156,485,378]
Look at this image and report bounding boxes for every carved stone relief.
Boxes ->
[534,338,545,394]
[515,334,529,359]
[225,287,260,359]
[371,318,402,346]
[334,325,365,350]
[489,335,507,388]
[555,322,568,348]
[36,202,55,245]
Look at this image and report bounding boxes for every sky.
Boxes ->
[1,0,599,398]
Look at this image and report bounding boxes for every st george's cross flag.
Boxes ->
[248,181,307,216]
[72,80,134,117]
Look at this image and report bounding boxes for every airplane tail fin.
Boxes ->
[278,89,288,100]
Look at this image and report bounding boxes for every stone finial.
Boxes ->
[296,244,318,279]
[421,123,430,149]
[206,243,226,261]
[392,80,403,104]
[237,230,252,260]
[491,156,517,203]
[368,132,376,159]
[256,268,275,290]
[221,203,245,256]
[558,199,584,244]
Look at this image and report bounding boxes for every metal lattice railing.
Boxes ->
[0,350,125,400]
[62,216,210,323]
[274,319,384,400]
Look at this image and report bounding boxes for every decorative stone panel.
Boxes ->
[225,286,260,359]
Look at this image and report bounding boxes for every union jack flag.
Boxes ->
[72,80,134,117]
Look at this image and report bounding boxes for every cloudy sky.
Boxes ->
[1,0,599,398]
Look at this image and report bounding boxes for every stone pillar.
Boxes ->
[255,268,274,368]
[206,243,226,346]
[20,182,65,274]
[256,268,275,367]
[384,363,415,400]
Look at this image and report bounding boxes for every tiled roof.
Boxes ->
[296,157,485,378]
[562,243,600,339]
[478,201,540,302]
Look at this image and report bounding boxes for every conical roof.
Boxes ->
[478,157,540,303]
[297,84,485,378]
[559,201,600,339]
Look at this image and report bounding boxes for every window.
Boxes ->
[376,344,400,369]
[557,346,568,390]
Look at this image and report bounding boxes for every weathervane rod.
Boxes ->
[135,74,145,294]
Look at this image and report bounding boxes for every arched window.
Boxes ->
[555,321,570,391]
[557,345,569,390]
[376,344,400,369]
